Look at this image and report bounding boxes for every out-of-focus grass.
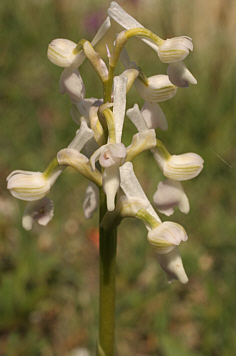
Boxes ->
[1,0,236,355]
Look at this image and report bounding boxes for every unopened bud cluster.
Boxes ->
[7,2,203,284]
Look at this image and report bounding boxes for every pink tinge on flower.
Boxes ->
[99,144,127,168]
[22,197,54,230]
[90,143,127,171]
[153,179,189,216]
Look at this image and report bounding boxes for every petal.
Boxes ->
[91,16,111,47]
[83,182,99,219]
[126,103,149,132]
[59,68,85,103]
[153,179,189,216]
[22,197,54,230]
[113,75,128,143]
[167,61,197,87]
[157,247,189,284]
[141,101,168,131]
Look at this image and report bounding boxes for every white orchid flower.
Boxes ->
[48,17,111,102]
[7,119,95,201]
[90,143,127,211]
[6,169,59,202]
[126,105,203,181]
[119,162,188,283]
[153,179,190,216]
[167,61,197,87]
[152,149,204,181]
[22,197,54,230]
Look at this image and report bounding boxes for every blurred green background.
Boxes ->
[1,0,236,355]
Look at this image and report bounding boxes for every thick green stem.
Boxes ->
[97,187,117,356]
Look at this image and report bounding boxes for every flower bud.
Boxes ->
[147,221,188,254]
[135,75,177,103]
[158,36,193,63]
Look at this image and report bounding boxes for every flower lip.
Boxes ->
[22,197,54,230]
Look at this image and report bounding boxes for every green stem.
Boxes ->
[97,187,117,356]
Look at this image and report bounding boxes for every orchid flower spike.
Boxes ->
[22,197,54,230]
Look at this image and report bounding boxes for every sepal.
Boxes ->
[135,74,177,103]
[147,221,188,254]
[158,36,193,63]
